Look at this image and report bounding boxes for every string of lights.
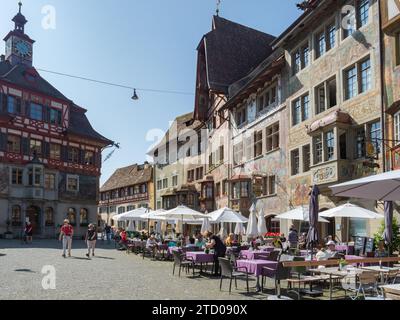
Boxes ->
[36,68,195,99]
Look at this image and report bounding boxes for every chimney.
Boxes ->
[0,55,5,62]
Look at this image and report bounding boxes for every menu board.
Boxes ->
[365,238,375,253]
[354,237,366,254]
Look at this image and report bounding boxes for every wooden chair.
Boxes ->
[172,251,194,277]
[383,269,399,285]
[218,257,249,294]
[344,271,380,300]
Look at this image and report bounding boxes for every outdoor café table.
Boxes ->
[236,259,278,292]
[185,252,215,275]
[156,244,169,260]
[257,246,274,252]
[309,267,364,300]
[360,266,400,284]
[240,250,270,260]
[381,284,400,300]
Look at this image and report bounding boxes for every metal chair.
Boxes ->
[343,271,380,300]
[261,262,291,298]
[267,250,281,262]
[384,269,399,285]
[172,251,194,277]
[218,257,249,294]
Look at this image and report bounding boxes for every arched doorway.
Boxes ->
[26,206,41,235]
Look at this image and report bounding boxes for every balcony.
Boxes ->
[311,158,380,186]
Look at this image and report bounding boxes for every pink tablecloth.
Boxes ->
[186,252,214,263]
[240,250,270,260]
[236,259,278,277]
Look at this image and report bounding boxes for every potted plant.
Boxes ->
[4,219,14,239]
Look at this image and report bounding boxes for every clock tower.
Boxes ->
[3,2,35,67]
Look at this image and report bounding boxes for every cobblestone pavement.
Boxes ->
[0,240,267,300]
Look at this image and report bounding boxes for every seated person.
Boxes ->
[195,234,206,249]
[185,237,197,248]
[225,233,237,247]
[146,234,158,256]
[326,240,339,259]
[375,240,388,258]
[272,237,283,249]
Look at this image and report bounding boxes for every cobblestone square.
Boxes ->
[0,240,264,300]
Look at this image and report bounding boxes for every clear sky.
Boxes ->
[0,0,302,184]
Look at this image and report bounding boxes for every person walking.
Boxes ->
[104,224,112,243]
[59,219,74,258]
[24,222,33,244]
[288,225,299,250]
[85,224,97,258]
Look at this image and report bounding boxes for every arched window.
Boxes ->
[45,207,54,226]
[80,208,89,226]
[11,205,22,226]
[67,208,76,226]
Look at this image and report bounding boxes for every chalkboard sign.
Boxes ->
[365,238,375,253]
[354,237,366,255]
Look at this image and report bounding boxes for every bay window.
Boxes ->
[325,130,335,161]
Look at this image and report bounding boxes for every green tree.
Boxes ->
[374,218,400,254]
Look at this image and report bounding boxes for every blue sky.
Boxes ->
[0,0,302,184]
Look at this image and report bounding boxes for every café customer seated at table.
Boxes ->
[185,237,197,248]
[225,233,238,247]
[195,233,206,248]
[316,241,339,261]
[146,234,158,256]
[375,240,389,258]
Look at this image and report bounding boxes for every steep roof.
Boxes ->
[200,15,276,93]
[0,60,70,102]
[100,163,153,192]
[67,104,113,145]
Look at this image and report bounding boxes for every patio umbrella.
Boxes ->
[257,203,267,236]
[307,185,320,252]
[122,207,152,222]
[319,203,383,219]
[206,207,249,224]
[277,207,329,223]
[201,217,211,234]
[246,204,258,238]
[158,206,205,240]
[218,223,227,238]
[330,169,400,201]
[155,221,162,234]
[234,222,245,235]
[383,201,394,247]
[126,221,135,232]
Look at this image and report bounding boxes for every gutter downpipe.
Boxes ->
[378,0,387,172]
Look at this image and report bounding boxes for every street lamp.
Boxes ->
[131,89,139,101]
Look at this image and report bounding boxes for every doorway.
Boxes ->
[26,206,41,235]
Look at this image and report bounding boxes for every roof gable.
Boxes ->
[100,164,153,192]
[201,16,276,93]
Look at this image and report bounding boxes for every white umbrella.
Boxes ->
[207,207,249,224]
[257,205,268,236]
[234,222,245,235]
[246,204,258,238]
[111,213,128,222]
[155,221,162,234]
[319,203,384,219]
[201,217,211,234]
[123,207,152,221]
[218,223,227,238]
[157,205,206,220]
[278,207,329,223]
[330,169,400,201]
[126,221,135,232]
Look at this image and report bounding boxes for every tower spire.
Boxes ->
[216,0,221,16]
[18,1,22,13]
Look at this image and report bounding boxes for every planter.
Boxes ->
[4,233,14,240]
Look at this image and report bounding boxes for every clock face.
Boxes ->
[13,39,32,59]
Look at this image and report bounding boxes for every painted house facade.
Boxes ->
[274,0,384,241]
[0,6,112,238]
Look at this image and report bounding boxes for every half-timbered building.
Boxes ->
[0,5,112,238]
